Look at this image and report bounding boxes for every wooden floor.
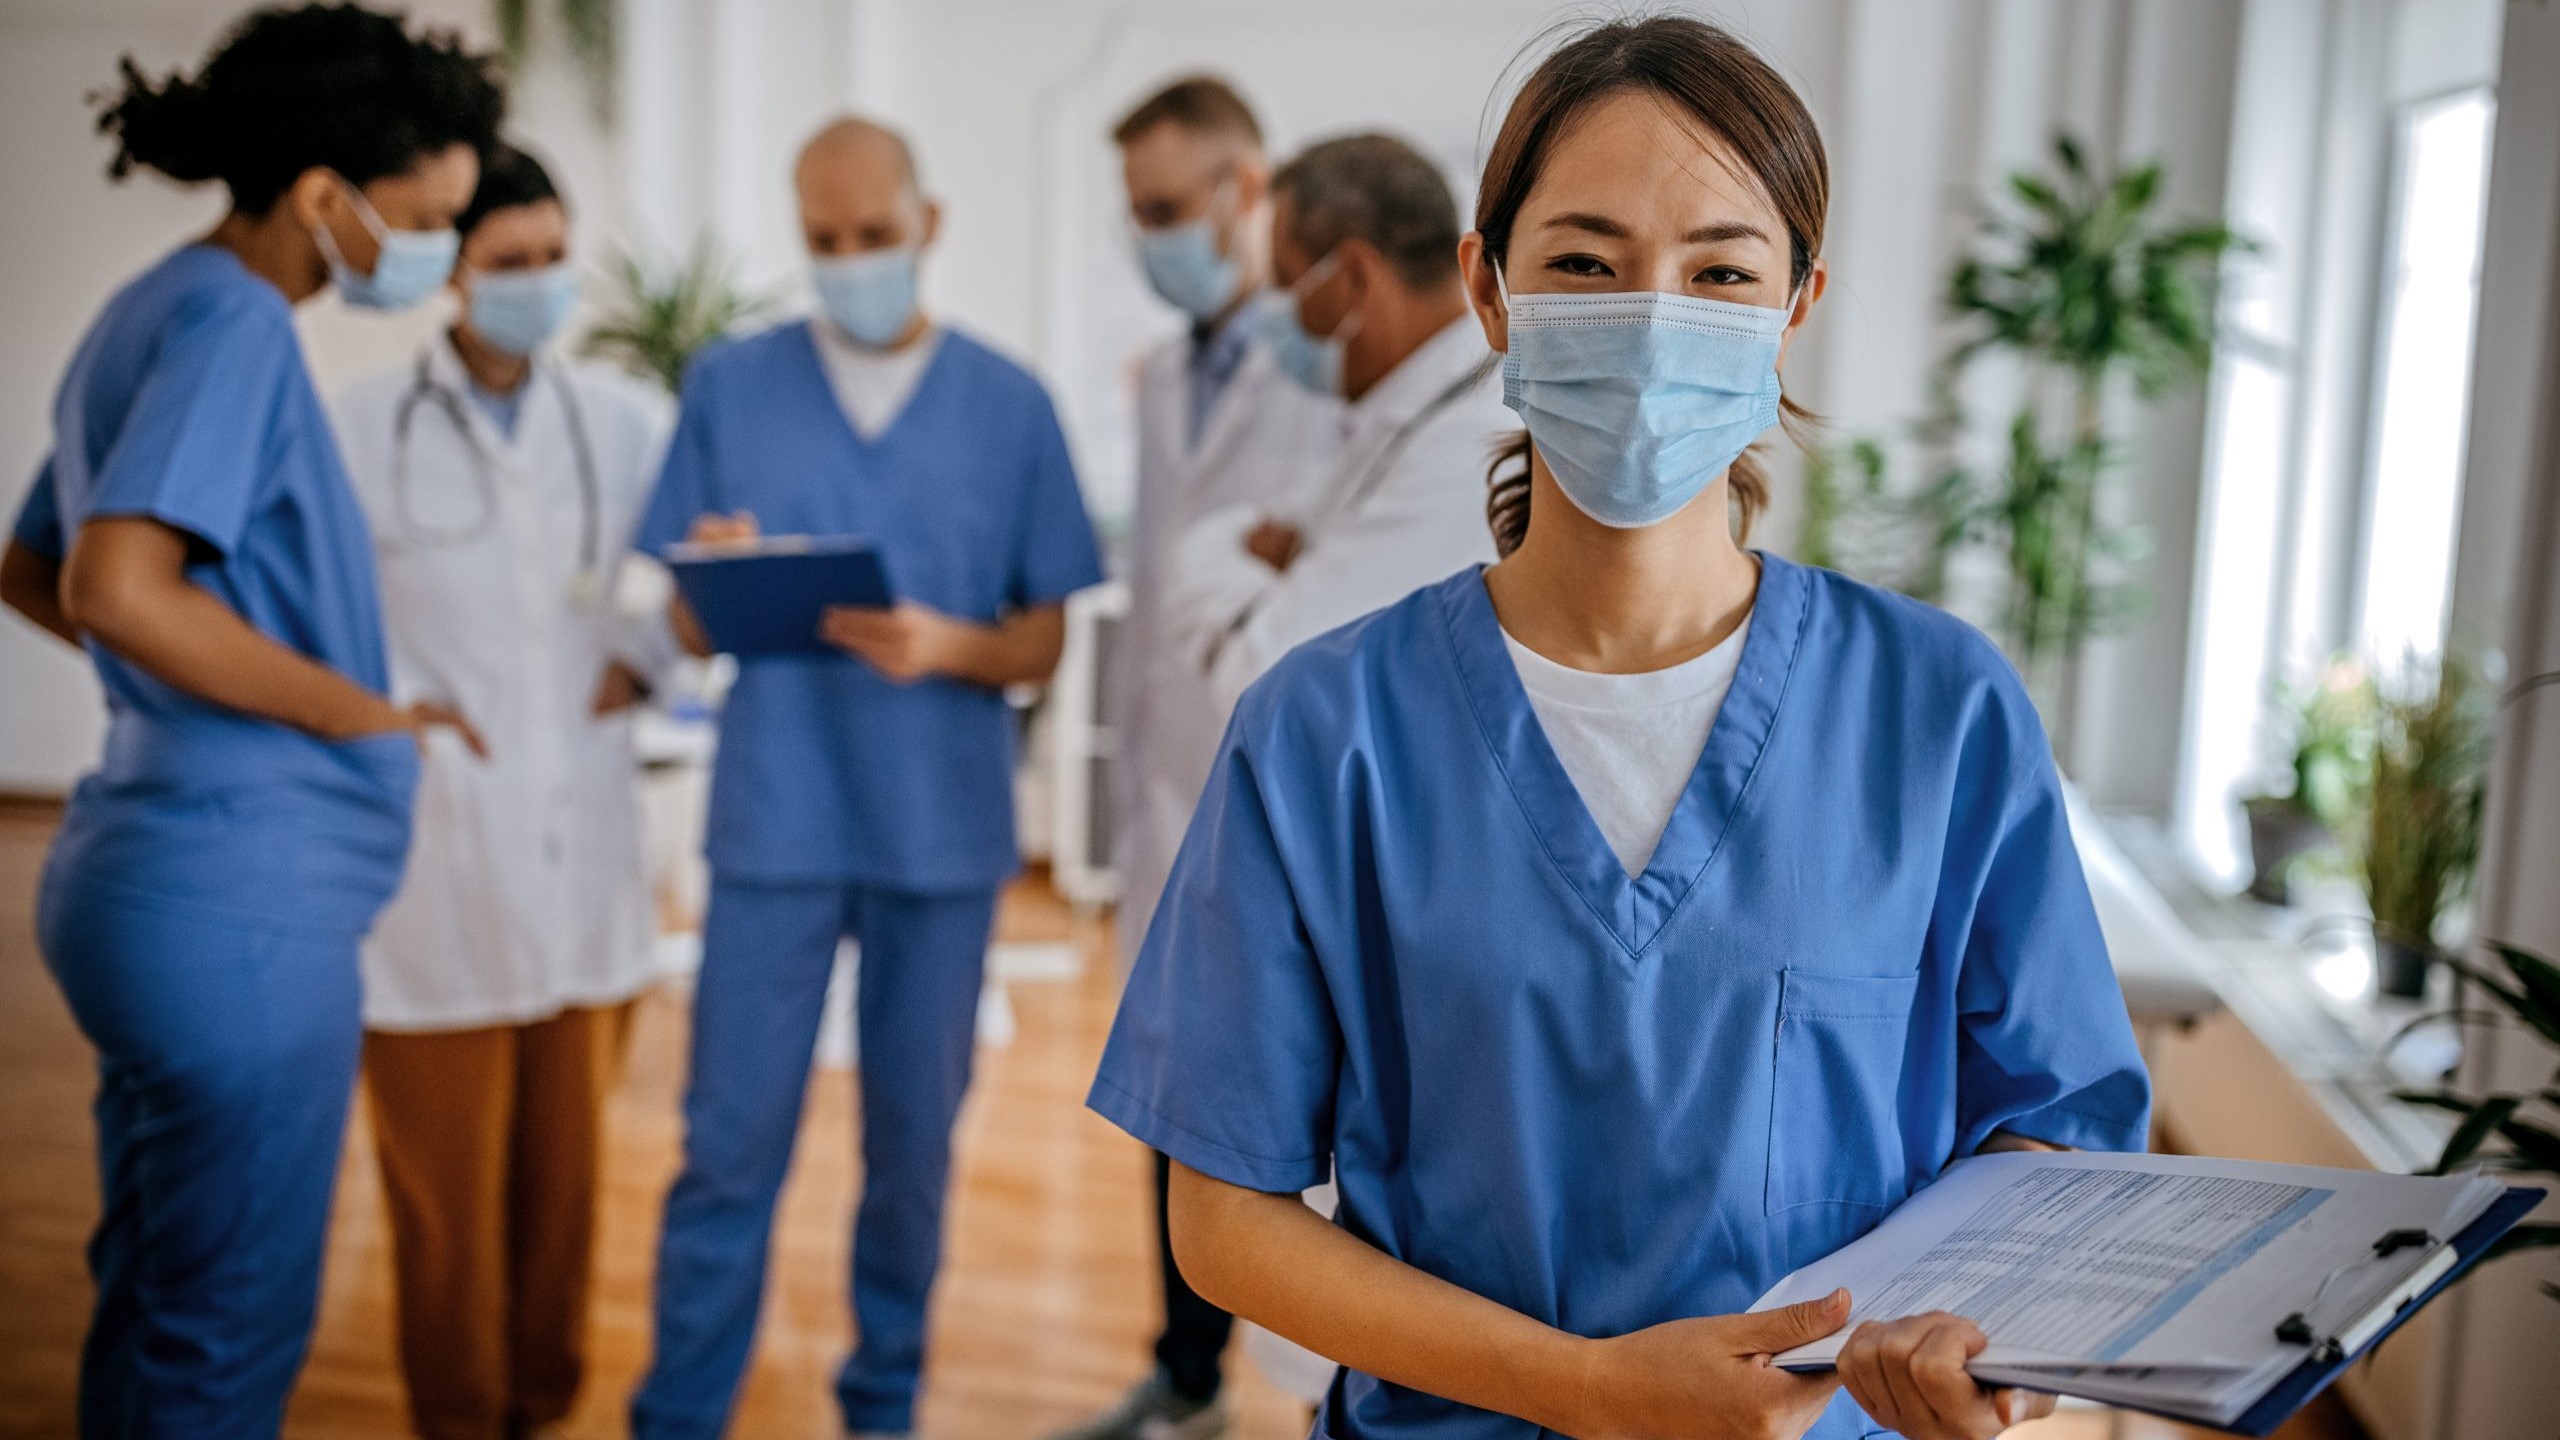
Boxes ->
[0,801,2357,1440]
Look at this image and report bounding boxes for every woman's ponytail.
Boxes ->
[96,58,225,187]
[86,5,503,215]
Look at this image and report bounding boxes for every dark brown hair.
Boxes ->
[1113,75,1263,149]
[1476,15,1828,556]
[1274,133,1462,288]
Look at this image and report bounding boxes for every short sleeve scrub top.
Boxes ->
[1092,556,2152,1440]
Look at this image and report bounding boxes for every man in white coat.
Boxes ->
[329,144,676,1440]
[1112,77,1337,978]
[1059,78,1339,1440]
[1164,132,1507,717]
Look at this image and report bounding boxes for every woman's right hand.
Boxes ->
[396,700,487,758]
[1575,1290,1850,1440]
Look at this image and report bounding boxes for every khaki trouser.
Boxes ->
[363,1002,634,1440]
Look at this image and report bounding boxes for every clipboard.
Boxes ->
[665,535,897,656]
[2092,1185,2544,1437]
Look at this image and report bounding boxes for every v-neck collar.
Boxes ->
[793,318,951,451]
[1436,551,1812,959]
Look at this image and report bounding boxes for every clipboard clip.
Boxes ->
[2275,1228,2442,1363]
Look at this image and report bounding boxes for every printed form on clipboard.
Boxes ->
[1747,1150,2540,1433]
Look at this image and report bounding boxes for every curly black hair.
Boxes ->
[94,3,506,215]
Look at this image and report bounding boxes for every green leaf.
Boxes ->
[2436,1096,2526,1173]
[2490,942,2560,1042]
[2498,1115,2560,1174]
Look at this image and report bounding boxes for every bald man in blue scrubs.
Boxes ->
[630,116,1104,1440]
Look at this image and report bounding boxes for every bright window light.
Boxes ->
[2179,356,2291,884]
[2358,90,2494,664]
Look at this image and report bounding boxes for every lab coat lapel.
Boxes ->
[1435,556,1809,959]
[1185,343,1264,477]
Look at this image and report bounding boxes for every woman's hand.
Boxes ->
[590,659,651,716]
[1836,1311,2051,1440]
[399,700,488,758]
[1575,1291,1849,1440]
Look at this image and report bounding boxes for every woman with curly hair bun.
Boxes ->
[0,6,502,1434]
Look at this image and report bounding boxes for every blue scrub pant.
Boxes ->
[632,878,997,1439]
[37,883,363,1440]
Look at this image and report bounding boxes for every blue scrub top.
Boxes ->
[12,244,418,936]
[1091,556,2151,1440]
[636,321,1104,891]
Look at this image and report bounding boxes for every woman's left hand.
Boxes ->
[1835,1311,2053,1439]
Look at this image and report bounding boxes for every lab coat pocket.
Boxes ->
[1764,969,1920,1214]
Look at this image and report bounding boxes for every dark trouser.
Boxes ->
[1152,1148,1234,1404]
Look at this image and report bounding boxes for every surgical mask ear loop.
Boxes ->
[1289,247,1363,347]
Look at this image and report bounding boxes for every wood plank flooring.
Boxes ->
[0,802,2356,1440]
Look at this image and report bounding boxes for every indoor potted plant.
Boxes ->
[2397,939,2560,1296]
[581,239,775,393]
[2240,658,2371,904]
[2356,657,2490,998]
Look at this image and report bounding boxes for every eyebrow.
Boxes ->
[1539,212,1773,246]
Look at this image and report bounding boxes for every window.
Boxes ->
[2356,88,2495,664]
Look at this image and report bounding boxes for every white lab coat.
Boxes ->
[1112,332,1338,967]
[1164,315,1507,718]
[331,336,679,1031]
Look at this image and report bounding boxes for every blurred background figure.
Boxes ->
[0,5,500,1435]
[627,114,1102,1440]
[1159,132,1505,717]
[328,139,674,1440]
[1067,73,1336,1440]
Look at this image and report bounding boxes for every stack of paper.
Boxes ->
[1750,1151,2522,1430]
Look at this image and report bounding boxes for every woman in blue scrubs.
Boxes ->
[1090,18,2149,1440]
[0,9,501,1435]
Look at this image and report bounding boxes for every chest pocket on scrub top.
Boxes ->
[1763,969,1921,1214]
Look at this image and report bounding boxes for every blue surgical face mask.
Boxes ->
[1498,276,1793,528]
[315,180,460,312]
[466,262,580,356]
[813,248,921,346]
[1136,183,1242,320]
[1259,251,1360,396]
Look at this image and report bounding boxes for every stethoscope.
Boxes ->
[391,347,604,594]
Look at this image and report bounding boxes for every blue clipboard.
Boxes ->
[2077,1185,2544,1436]
[666,535,897,656]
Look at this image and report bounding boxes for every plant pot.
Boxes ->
[2242,796,2328,905]
[2374,930,2434,1000]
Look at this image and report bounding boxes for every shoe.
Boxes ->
[1045,1369,1229,1440]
